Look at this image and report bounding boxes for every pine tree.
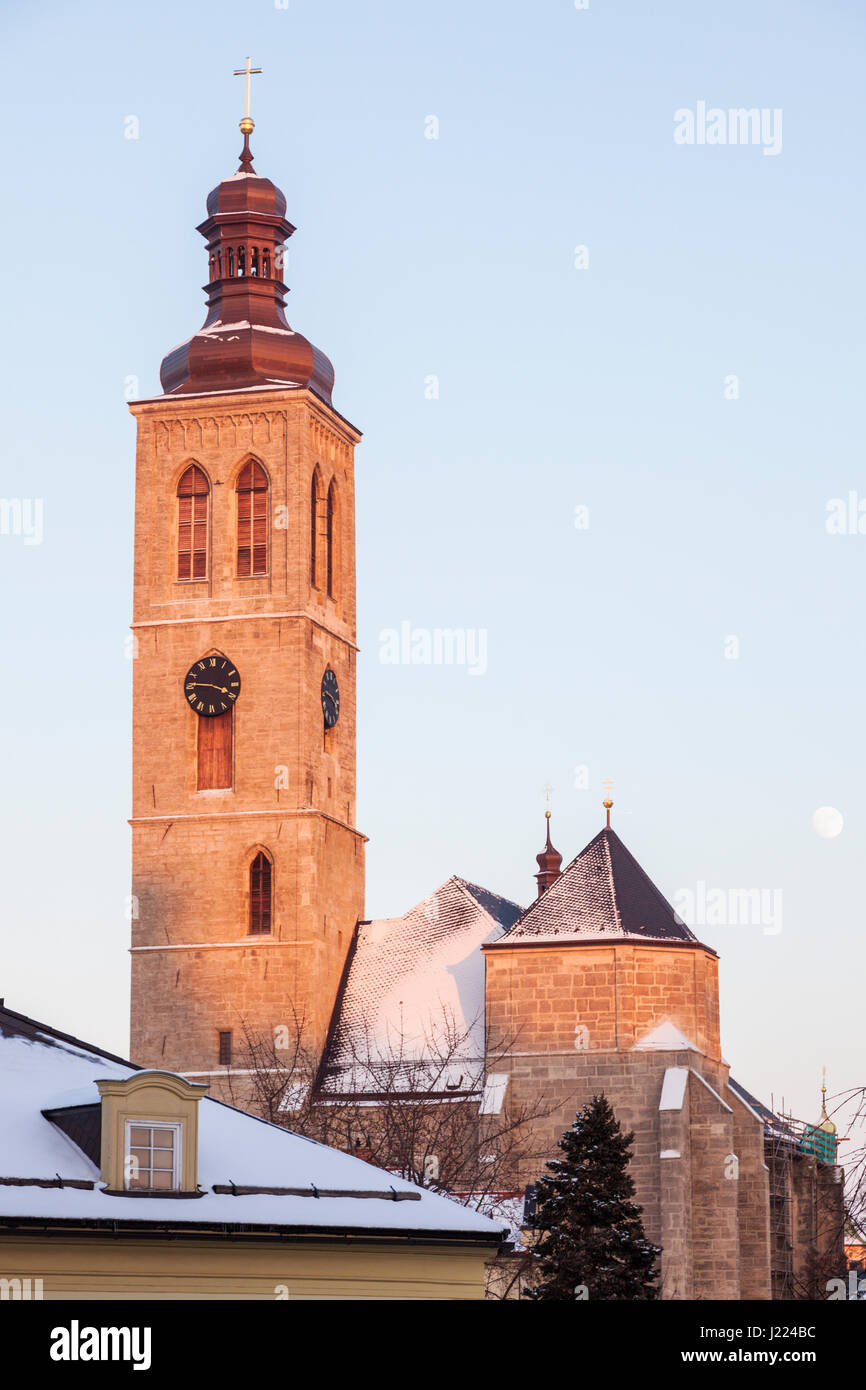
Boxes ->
[526,1093,660,1300]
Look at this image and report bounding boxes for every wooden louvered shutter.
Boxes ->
[237,461,269,576]
[249,852,272,934]
[197,710,232,790]
[326,482,335,598]
[177,466,209,580]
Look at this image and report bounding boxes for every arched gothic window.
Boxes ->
[236,461,269,576]
[310,468,322,589]
[249,851,272,934]
[326,479,337,600]
[177,465,209,581]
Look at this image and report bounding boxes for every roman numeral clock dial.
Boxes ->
[183,656,241,716]
[321,668,340,729]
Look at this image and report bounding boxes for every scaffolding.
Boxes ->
[766,1112,799,1300]
[764,1103,839,1300]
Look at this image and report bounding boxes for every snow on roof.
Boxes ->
[0,1007,505,1241]
[320,878,523,1097]
[500,827,703,945]
[632,1020,699,1052]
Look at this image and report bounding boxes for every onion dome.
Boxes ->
[534,813,563,898]
[817,1077,837,1136]
[160,122,334,402]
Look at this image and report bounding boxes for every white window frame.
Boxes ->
[124,1119,183,1192]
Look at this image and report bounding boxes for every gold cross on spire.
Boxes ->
[233,57,262,125]
[602,777,614,829]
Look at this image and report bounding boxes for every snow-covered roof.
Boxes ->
[497,827,704,945]
[0,1005,506,1242]
[632,1020,699,1052]
[319,878,523,1098]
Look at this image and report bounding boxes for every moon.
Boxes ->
[812,806,843,839]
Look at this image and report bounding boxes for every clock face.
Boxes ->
[184,655,241,717]
[321,668,340,728]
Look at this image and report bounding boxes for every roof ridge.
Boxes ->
[0,1003,139,1070]
[601,828,622,932]
[453,876,523,916]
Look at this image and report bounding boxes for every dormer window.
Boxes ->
[96,1072,207,1196]
[125,1121,181,1191]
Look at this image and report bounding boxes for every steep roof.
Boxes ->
[0,1003,506,1243]
[319,877,523,1097]
[500,827,703,945]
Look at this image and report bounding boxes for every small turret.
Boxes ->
[534,809,563,898]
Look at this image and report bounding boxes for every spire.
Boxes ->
[159,68,335,402]
[817,1068,837,1135]
[534,787,563,898]
[238,118,256,174]
[602,777,614,830]
[233,58,262,173]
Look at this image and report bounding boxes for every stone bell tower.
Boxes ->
[128,91,365,1096]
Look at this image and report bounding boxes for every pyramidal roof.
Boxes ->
[501,827,703,945]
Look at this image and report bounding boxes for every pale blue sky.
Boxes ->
[0,0,862,1135]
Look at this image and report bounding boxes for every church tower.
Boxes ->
[128,95,365,1094]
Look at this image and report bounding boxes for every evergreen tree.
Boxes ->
[526,1093,660,1300]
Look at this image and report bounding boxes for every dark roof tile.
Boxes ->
[502,827,701,944]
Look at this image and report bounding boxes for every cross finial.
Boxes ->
[233,57,262,124]
[542,783,553,820]
[232,58,262,173]
[602,777,614,829]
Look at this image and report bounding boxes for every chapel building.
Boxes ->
[128,108,844,1301]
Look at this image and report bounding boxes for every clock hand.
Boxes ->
[190,682,230,694]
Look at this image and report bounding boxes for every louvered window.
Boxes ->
[236,461,269,576]
[250,851,272,934]
[177,465,209,580]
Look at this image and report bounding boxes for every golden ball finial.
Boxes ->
[240,116,255,135]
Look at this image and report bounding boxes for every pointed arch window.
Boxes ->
[249,851,272,935]
[326,479,337,600]
[236,461,269,576]
[177,465,209,581]
[310,469,322,589]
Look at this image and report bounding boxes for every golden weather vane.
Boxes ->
[233,57,262,128]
